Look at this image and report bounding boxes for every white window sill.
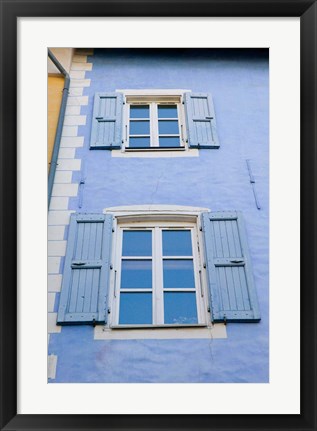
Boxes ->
[125,146,186,152]
[94,323,227,340]
[110,323,207,329]
[111,147,199,158]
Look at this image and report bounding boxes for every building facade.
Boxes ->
[48,48,269,383]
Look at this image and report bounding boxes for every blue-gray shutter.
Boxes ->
[57,213,113,325]
[201,211,260,322]
[90,92,123,149]
[184,92,219,149]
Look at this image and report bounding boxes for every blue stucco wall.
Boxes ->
[49,48,269,383]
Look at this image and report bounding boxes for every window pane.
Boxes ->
[119,292,152,324]
[163,230,192,256]
[121,260,152,289]
[130,120,150,135]
[122,230,152,256]
[130,105,149,118]
[158,105,178,118]
[159,137,180,148]
[164,292,198,324]
[129,137,150,148]
[163,259,195,288]
[158,120,179,135]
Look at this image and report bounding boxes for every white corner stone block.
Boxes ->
[71,62,93,71]
[70,70,86,79]
[48,225,65,241]
[48,274,62,292]
[49,197,69,210]
[69,87,84,97]
[48,355,58,379]
[60,137,84,148]
[52,183,78,197]
[67,95,88,106]
[48,293,56,312]
[48,257,61,274]
[73,55,88,63]
[58,148,76,159]
[62,126,78,137]
[70,79,91,88]
[54,171,73,184]
[48,210,74,226]
[65,106,81,116]
[63,115,86,126]
[56,159,81,171]
[76,48,94,55]
[48,313,61,333]
[48,241,67,257]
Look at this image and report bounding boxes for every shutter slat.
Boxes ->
[202,211,260,322]
[76,269,87,313]
[91,269,101,314]
[75,222,84,259]
[57,213,113,325]
[184,92,219,149]
[232,267,244,311]
[68,270,80,313]
[90,93,123,150]
[82,223,91,260]
[83,268,93,313]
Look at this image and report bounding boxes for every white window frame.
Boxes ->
[106,206,211,329]
[117,89,190,152]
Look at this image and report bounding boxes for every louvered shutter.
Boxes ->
[57,213,113,325]
[201,211,260,322]
[184,92,219,149]
[90,93,123,149]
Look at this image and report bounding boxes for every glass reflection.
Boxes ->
[163,259,195,288]
[122,230,152,256]
[164,292,198,324]
[119,292,152,324]
[163,230,192,256]
[121,260,152,289]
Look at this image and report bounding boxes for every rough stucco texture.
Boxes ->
[49,48,269,383]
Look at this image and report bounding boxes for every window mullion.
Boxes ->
[153,227,164,324]
[192,227,204,324]
[152,102,159,147]
[114,228,123,325]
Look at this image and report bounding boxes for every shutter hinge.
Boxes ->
[92,319,96,328]
[199,226,203,231]
[223,315,227,326]
[110,264,113,270]
[112,228,115,232]
[203,263,206,269]
[207,306,210,312]
[107,307,111,314]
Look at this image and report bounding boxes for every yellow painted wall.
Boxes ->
[48,75,64,171]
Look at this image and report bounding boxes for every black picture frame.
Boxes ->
[0,1,316,430]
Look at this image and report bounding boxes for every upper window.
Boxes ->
[89,90,220,152]
[127,99,183,149]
